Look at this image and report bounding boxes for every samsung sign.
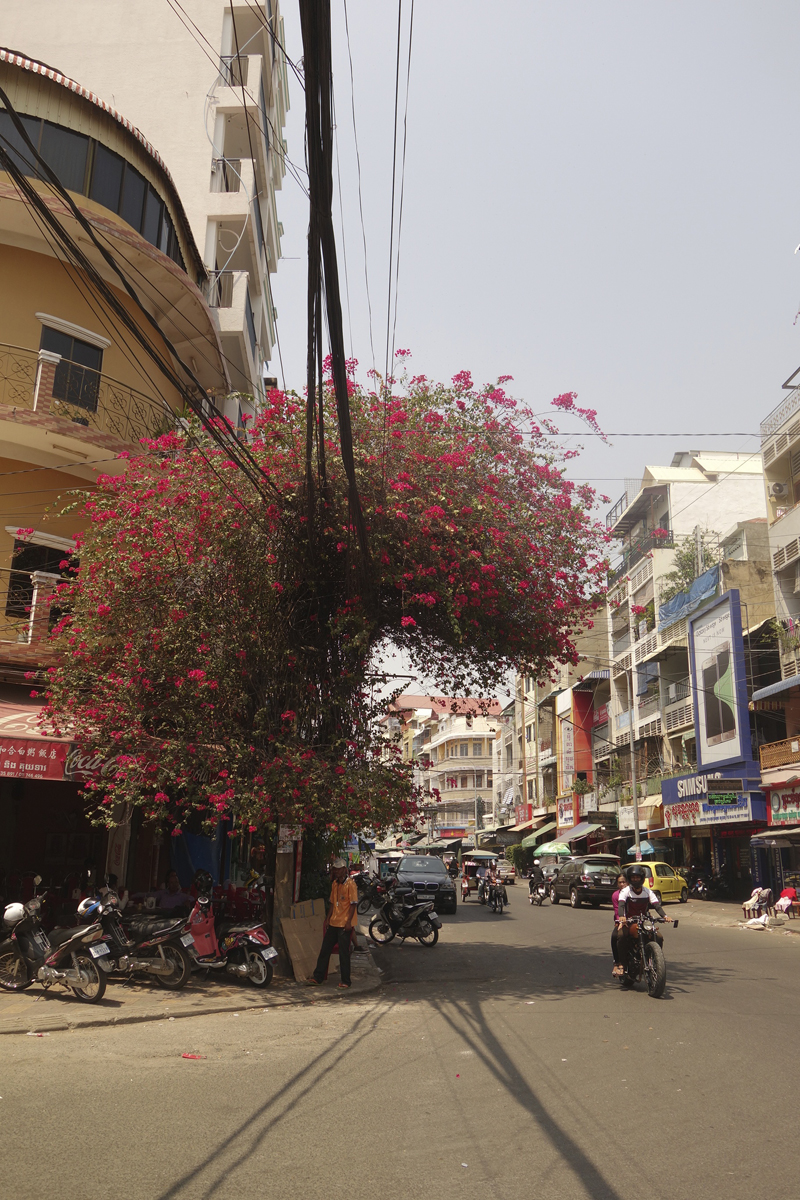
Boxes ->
[661,764,766,829]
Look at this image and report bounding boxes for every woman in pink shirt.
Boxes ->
[611,873,626,977]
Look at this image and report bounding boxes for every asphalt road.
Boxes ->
[3,890,799,1200]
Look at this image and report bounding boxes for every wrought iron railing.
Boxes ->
[608,529,674,584]
[0,343,172,445]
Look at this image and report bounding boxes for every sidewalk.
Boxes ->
[675,898,800,935]
[0,947,381,1037]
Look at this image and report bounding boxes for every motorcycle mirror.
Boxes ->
[672,919,679,928]
[34,874,42,886]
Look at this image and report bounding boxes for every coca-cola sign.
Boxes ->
[65,747,123,782]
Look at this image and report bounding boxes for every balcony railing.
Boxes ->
[637,692,660,717]
[664,677,691,704]
[0,343,172,445]
[761,386,800,440]
[760,736,800,771]
[608,529,674,585]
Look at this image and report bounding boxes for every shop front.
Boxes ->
[660,764,766,897]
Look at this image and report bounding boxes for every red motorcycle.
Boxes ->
[185,871,276,987]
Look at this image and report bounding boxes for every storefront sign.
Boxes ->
[592,704,608,728]
[557,798,574,828]
[664,796,753,829]
[277,825,301,853]
[618,804,661,831]
[515,803,532,826]
[0,738,68,780]
[769,791,800,826]
[560,716,574,785]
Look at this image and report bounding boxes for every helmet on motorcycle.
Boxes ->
[193,869,213,895]
[3,902,24,926]
[77,897,102,921]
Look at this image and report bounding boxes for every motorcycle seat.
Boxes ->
[48,925,83,948]
[124,916,182,937]
[217,921,262,936]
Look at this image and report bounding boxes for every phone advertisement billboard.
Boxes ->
[688,591,750,769]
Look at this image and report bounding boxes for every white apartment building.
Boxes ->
[4,1,289,418]
[761,384,800,678]
[425,709,499,832]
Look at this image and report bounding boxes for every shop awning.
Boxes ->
[520,820,558,848]
[752,676,800,703]
[510,818,535,832]
[751,826,800,847]
[559,821,603,842]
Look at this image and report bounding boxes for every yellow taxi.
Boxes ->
[637,861,688,905]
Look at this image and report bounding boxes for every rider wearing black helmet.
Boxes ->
[616,863,669,977]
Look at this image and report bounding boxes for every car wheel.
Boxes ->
[654,891,662,905]
[570,889,581,909]
[679,887,689,904]
[550,886,559,904]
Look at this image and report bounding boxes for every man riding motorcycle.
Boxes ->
[615,863,669,978]
[528,859,545,897]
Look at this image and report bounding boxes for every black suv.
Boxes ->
[394,855,458,914]
[549,856,621,909]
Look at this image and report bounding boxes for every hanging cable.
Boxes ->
[343,0,376,376]
[384,1,403,390]
[389,0,415,377]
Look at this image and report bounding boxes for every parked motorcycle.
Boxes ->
[184,871,277,987]
[529,882,547,906]
[368,882,442,946]
[620,915,677,998]
[0,878,108,1003]
[82,892,195,989]
[356,874,385,915]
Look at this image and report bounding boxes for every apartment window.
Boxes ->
[39,122,90,193]
[460,776,469,789]
[528,780,534,800]
[460,742,469,757]
[245,292,258,360]
[5,539,75,619]
[526,725,532,742]
[253,194,266,259]
[40,326,102,412]
[475,772,484,789]
[90,143,124,211]
[487,771,492,785]
[472,740,483,756]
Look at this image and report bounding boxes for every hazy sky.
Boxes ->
[271,0,800,510]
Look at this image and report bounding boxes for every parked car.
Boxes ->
[549,856,621,908]
[394,856,458,915]
[637,861,689,904]
[498,862,516,885]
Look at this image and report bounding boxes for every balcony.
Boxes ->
[664,694,693,733]
[761,385,800,440]
[0,343,172,446]
[760,736,800,771]
[637,692,660,718]
[210,158,242,193]
[608,529,674,585]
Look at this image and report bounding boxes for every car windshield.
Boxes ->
[397,857,447,875]
[584,864,618,876]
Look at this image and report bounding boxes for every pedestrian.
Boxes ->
[306,859,358,989]
[611,872,626,978]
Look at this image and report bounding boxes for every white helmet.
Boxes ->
[533,859,540,865]
[3,902,24,926]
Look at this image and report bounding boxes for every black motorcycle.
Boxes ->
[620,915,677,998]
[0,881,108,1003]
[356,874,385,915]
[368,882,442,947]
[488,879,507,914]
[91,891,195,989]
[529,880,547,906]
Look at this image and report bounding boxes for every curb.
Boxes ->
[0,952,382,1037]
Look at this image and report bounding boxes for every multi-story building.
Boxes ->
[3,0,289,414]
[0,50,227,894]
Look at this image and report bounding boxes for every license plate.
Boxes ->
[261,947,278,961]
[600,878,613,885]
[89,943,110,958]
[180,933,195,947]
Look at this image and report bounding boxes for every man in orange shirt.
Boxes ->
[307,859,358,989]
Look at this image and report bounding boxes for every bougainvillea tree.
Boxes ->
[41,360,608,838]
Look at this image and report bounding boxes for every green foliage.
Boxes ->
[659,532,717,604]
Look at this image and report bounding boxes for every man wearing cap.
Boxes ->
[307,859,358,989]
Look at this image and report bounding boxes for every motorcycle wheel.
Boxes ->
[368,916,395,945]
[550,886,559,904]
[0,949,33,992]
[246,949,274,988]
[357,897,372,915]
[417,924,439,947]
[644,941,667,998]
[154,945,192,990]
[680,887,689,903]
[70,954,107,1003]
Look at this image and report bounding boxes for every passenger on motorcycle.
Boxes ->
[616,864,668,977]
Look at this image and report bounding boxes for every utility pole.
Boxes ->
[625,666,641,860]
[694,524,703,579]
[520,671,528,813]
[533,687,540,808]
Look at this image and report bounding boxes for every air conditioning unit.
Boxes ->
[771,481,788,498]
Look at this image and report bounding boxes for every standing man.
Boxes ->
[306,859,358,989]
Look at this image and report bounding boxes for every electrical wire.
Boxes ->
[389,0,415,379]
[384,1,403,390]
[342,0,376,376]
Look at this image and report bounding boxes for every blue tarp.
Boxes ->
[170,827,228,888]
[658,565,719,632]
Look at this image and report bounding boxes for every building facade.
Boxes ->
[3,0,289,415]
[0,50,227,898]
